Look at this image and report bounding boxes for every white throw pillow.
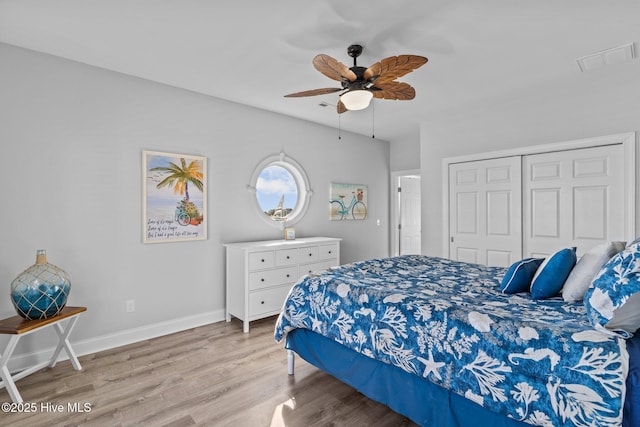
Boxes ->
[562,241,626,302]
[585,240,640,337]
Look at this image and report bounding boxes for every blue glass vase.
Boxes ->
[10,250,71,320]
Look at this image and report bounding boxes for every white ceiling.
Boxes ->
[1,0,639,141]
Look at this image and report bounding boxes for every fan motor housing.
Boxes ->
[342,66,370,90]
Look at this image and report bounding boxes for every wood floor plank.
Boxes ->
[0,316,417,426]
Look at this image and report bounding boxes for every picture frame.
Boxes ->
[284,227,296,240]
[142,150,207,243]
[329,182,368,220]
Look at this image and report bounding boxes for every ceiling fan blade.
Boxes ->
[364,55,427,83]
[313,54,357,82]
[337,100,348,114]
[284,87,342,98]
[371,82,416,100]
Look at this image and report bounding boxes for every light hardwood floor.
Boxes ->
[1,316,416,427]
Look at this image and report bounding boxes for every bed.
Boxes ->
[274,250,640,427]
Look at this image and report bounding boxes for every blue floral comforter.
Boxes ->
[274,255,628,426]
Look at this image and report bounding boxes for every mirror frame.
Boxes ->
[247,152,312,229]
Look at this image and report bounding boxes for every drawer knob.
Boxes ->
[286,255,290,259]
[261,258,265,262]
[286,274,290,278]
[328,250,332,254]
[261,301,265,305]
[261,278,265,282]
[309,253,312,256]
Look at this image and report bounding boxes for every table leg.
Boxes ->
[0,335,23,403]
[48,316,82,370]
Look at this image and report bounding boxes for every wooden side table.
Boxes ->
[0,306,86,403]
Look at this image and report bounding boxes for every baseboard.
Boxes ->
[6,309,226,374]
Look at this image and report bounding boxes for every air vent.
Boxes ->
[576,42,636,72]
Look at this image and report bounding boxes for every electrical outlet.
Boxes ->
[125,299,135,313]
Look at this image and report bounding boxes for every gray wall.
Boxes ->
[420,61,640,257]
[0,43,391,360]
[390,129,420,172]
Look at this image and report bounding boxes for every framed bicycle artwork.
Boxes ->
[329,182,368,220]
[142,150,207,243]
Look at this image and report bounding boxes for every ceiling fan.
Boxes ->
[284,44,428,113]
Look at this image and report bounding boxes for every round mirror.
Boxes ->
[248,152,312,228]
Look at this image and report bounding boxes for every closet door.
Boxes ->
[449,157,522,266]
[523,144,625,258]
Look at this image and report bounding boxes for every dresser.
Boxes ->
[224,237,341,332]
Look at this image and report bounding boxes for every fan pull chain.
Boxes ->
[338,113,341,140]
[371,101,375,139]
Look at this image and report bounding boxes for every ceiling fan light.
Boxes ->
[340,90,373,111]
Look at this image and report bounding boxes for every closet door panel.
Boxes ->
[486,250,512,267]
[487,191,511,235]
[530,188,560,238]
[456,192,478,234]
[523,145,624,257]
[573,186,607,240]
[456,247,478,264]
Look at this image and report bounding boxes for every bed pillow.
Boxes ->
[584,241,640,338]
[628,237,640,248]
[562,241,626,302]
[530,247,577,299]
[500,258,544,294]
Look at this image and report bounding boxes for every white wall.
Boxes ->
[421,60,640,257]
[0,43,391,363]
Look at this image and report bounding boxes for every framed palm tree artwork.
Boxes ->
[142,150,207,243]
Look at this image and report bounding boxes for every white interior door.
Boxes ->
[523,144,625,258]
[449,157,522,266]
[399,175,421,255]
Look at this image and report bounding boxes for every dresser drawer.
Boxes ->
[249,266,298,290]
[248,251,275,270]
[300,260,336,276]
[298,246,319,263]
[318,244,338,260]
[249,286,291,316]
[275,248,298,266]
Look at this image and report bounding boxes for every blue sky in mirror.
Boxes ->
[256,165,298,214]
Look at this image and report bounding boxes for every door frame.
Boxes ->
[391,169,421,256]
[442,132,636,258]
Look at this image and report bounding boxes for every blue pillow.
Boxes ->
[500,258,544,294]
[584,240,640,338]
[530,247,577,299]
